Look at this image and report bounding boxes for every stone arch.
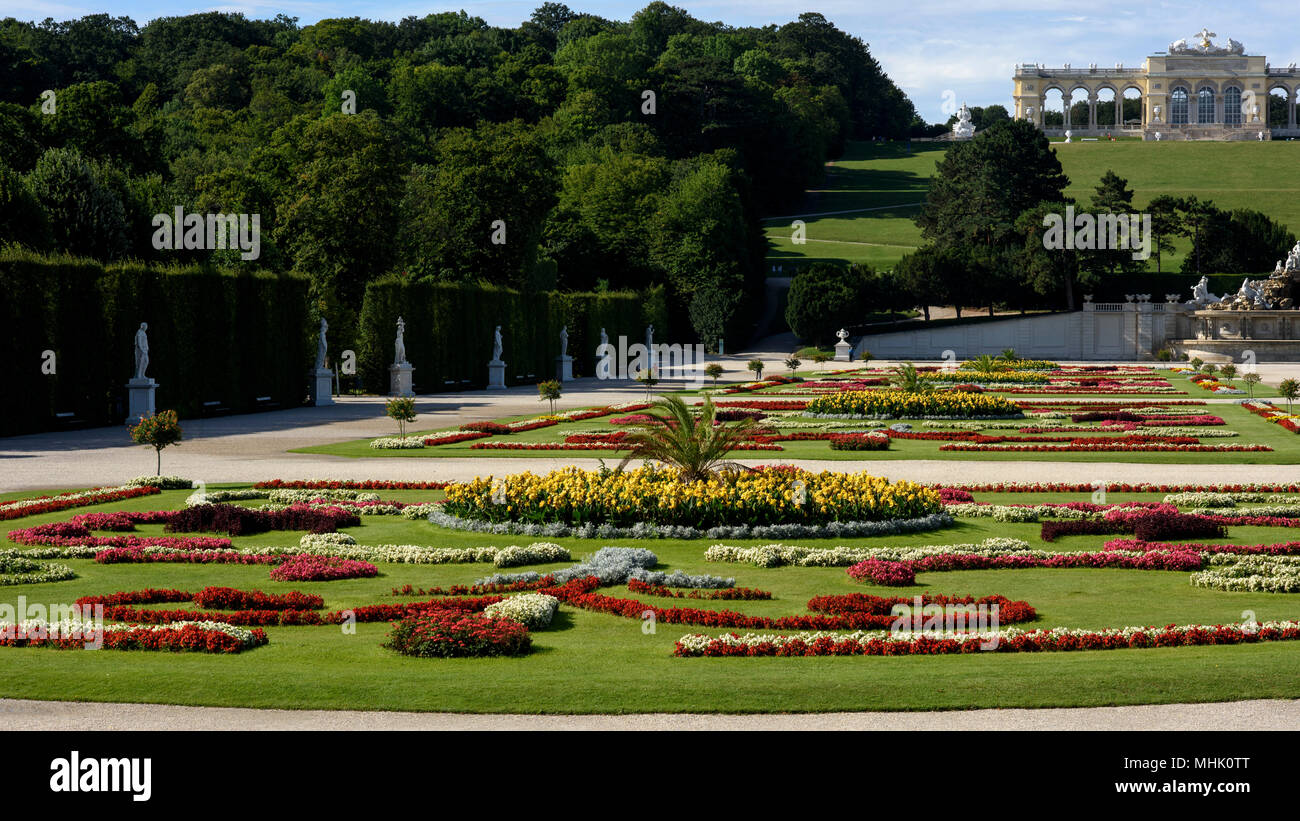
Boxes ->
[1095,85,1119,131]
[1121,84,1143,128]
[1042,86,1066,128]
[1066,85,1090,129]
[1268,84,1294,129]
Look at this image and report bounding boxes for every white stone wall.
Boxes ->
[853,301,1190,361]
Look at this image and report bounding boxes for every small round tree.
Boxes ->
[385,397,417,438]
[704,363,724,386]
[537,380,562,414]
[747,359,764,380]
[784,356,802,376]
[128,409,183,476]
[1190,357,1204,370]
[1220,363,1237,381]
[1243,371,1262,399]
[1280,377,1299,412]
[637,368,659,400]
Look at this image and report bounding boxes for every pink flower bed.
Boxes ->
[268,554,379,581]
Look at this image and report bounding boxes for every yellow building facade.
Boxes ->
[1013,29,1300,140]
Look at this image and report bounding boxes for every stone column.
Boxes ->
[1290,88,1298,130]
[1114,95,1123,128]
[1088,92,1098,130]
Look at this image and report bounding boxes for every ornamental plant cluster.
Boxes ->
[442,466,942,528]
[382,609,532,658]
[806,390,1023,419]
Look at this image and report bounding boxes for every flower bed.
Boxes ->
[709,400,809,410]
[423,432,492,446]
[253,480,450,490]
[1040,510,1226,542]
[442,466,942,529]
[482,593,559,629]
[1190,555,1300,592]
[846,559,916,585]
[673,621,1300,657]
[369,437,426,449]
[0,620,268,653]
[1243,400,1300,433]
[626,579,771,600]
[383,608,532,657]
[0,555,76,585]
[191,586,324,610]
[269,555,379,581]
[806,390,1023,419]
[828,432,890,450]
[806,592,1036,625]
[164,503,358,536]
[940,442,1268,453]
[0,485,161,522]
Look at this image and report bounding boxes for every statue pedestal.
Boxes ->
[310,368,333,406]
[389,363,414,397]
[555,355,573,382]
[487,360,506,390]
[834,340,853,362]
[125,378,157,420]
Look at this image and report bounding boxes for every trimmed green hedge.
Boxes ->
[0,250,310,434]
[357,279,667,392]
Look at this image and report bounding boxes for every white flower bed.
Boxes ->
[675,620,1300,653]
[369,437,425,449]
[1190,555,1300,593]
[1162,492,1263,508]
[290,535,568,566]
[267,489,380,504]
[124,476,193,489]
[483,594,560,629]
[0,554,76,585]
[1184,505,1300,518]
[944,503,1097,522]
[704,537,1032,568]
[185,489,268,506]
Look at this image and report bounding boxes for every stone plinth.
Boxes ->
[125,378,156,420]
[487,360,506,390]
[389,363,414,397]
[556,355,573,382]
[310,368,334,406]
[834,340,853,362]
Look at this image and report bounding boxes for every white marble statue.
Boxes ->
[1287,241,1300,271]
[1187,276,1220,307]
[951,103,975,140]
[1064,129,1072,143]
[559,325,568,357]
[315,317,328,370]
[1168,38,1188,54]
[599,327,608,348]
[394,316,407,365]
[492,326,503,362]
[133,322,150,380]
[1153,105,1163,123]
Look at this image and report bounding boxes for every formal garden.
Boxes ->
[5,366,1300,712]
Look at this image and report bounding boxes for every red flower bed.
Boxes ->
[423,432,491,446]
[191,586,324,610]
[1103,538,1300,556]
[807,593,1036,625]
[937,487,975,503]
[846,559,915,585]
[609,413,660,425]
[715,409,767,421]
[626,579,773,600]
[1040,510,1226,542]
[164,503,359,536]
[941,443,1267,453]
[708,400,809,410]
[383,608,532,658]
[269,554,378,581]
[538,577,1027,632]
[77,589,193,607]
[0,623,268,653]
[930,481,1300,493]
[829,432,890,450]
[0,485,161,521]
[470,441,629,450]
[459,421,513,434]
[390,578,556,597]
[564,432,629,444]
[253,480,450,490]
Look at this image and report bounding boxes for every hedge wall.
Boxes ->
[357,279,667,393]
[0,251,310,435]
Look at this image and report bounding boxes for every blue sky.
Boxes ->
[5,0,1300,121]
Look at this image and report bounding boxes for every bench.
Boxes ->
[54,411,85,428]
[254,395,280,410]
[201,399,231,417]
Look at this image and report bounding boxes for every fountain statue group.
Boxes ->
[1186,242,1300,311]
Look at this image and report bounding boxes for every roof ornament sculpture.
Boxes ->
[1169,30,1244,56]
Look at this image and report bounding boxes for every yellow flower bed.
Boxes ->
[442,466,943,527]
[805,390,1023,418]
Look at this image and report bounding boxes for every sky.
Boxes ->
[4,0,1300,122]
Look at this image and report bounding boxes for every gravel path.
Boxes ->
[3,697,1295,730]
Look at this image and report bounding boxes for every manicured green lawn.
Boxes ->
[770,139,1300,273]
[2,486,1300,713]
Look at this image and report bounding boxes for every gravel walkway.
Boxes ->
[3,698,1295,730]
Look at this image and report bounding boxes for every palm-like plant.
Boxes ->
[966,354,1006,375]
[890,362,931,392]
[617,395,757,482]
[998,348,1018,362]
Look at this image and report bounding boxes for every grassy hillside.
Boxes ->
[767,139,1300,276]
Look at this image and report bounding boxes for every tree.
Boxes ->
[537,379,562,414]
[385,397,417,438]
[25,147,128,260]
[784,356,801,376]
[1147,194,1181,274]
[704,362,724,386]
[747,359,764,380]
[128,409,183,475]
[916,119,1069,255]
[1278,377,1298,412]
[1220,363,1237,381]
[0,163,52,250]
[1243,371,1262,399]
[785,262,875,345]
[616,395,756,481]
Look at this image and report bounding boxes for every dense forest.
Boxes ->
[0,5,923,346]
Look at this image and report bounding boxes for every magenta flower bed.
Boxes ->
[845,559,916,586]
[269,555,379,582]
